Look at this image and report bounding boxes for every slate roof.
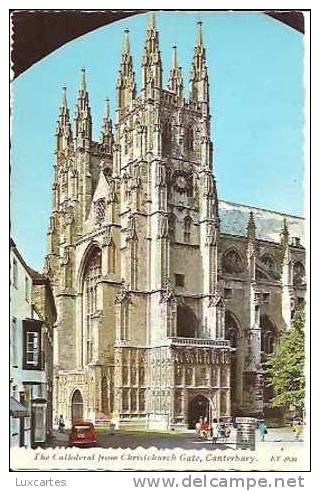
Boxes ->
[219,200,305,246]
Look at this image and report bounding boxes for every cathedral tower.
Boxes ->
[48,14,233,429]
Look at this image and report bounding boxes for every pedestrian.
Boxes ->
[225,424,231,441]
[296,422,303,441]
[258,420,268,441]
[211,418,219,445]
[218,418,226,442]
[109,420,116,435]
[293,418,303,441]
[58,415,65,433]
[195,417,203,437]
[202,417,210,439]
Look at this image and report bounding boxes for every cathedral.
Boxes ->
[45,14,306,430]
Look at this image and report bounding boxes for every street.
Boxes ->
[48,427,304,450]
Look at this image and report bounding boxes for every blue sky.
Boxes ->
[11,11,304,271]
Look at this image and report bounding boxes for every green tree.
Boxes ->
[265,311,305,413]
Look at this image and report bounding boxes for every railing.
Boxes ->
[113,338,231,349]
[167,337,230,348]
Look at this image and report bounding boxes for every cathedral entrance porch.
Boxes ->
[188,394,210,430]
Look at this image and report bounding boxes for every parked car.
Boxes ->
[68,421,97,447]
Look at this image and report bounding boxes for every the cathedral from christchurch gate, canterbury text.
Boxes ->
[45,14,305,430]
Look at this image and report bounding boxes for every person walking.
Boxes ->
[296,422,303,441]
[195,418,202,437]
[293,418,303,441]
[195,417,204,438]
[58,415,65,433]
[218,418,226,443]
[225,424,231,441]
[258,420,268,441]
[202,417,210,439]
[211,418,219,446]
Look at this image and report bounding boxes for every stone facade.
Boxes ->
[46,15,305,429]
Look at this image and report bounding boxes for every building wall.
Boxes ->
[10,248,35,447]
[10,245,55,446]
[31,282,55,437]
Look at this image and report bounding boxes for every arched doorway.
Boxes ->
[71,390,84,423]
[188,395,210,429]
[225,311,240,414]
[177,304,198,338]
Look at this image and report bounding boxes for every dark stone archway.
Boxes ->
[188,395,210,429]
[71,389,84,423]
[177,304,198,338]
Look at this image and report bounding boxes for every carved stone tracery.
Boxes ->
[222,249,245,275]
[94,198,106,224]
[160,277,176,304]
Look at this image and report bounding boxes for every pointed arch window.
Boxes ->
[130,241,138,290]
[101,376,109,415]
[123,127,130,155]
[162,121,172,155]
[260,314,277,402]
[222,249,245,275]
[187,175,194,198]
[82,247,102,364]
[260,315,277,357]
[261,253,279,279]
[185,125,194,152]
[169,213,176,241]
[121,303,129,340]
[94,198,106,225]
[293,261,305,287]
[184,215,192,243]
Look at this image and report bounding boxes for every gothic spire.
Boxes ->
[189,21,209,104]
[104,97,110,120]
[55,86,73,151]
[80,66,87,92]
[168,45,183,99]
[281,218,290,246]
[246,210,256,279]
[142,12,162,93]
[74,67,92,141]
[196,19,203,46]
[123,27,130,53]
[246,211,256,240]
[101,97,113,152]
[172,44,178,68]
[117,28,136,109]
[61,86,67,108]
[149,11,156,30]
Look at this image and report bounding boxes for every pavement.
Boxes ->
[47,426,304,450]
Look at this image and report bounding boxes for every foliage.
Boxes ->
[265,311,305,413]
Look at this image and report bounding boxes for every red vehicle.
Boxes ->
[68,421,97,447]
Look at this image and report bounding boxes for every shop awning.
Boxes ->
[10,397,30,418]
